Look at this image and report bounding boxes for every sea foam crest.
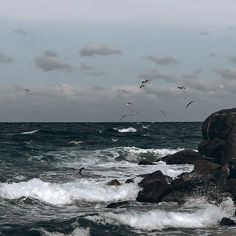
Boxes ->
[117,127,137,133]
[41,227,90,236]
[21,129,39,135]
[0,178,140,205]
[90,197,235,230]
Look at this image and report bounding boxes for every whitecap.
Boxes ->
[21,129,39,135]
[41,227,90,236]
[89,197,235,230]
[68,140,83,145]
[117,127,137,133]
[0,178,140,205]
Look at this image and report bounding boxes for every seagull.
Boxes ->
[120,114,133,121]
[177,86,186,90]
[24,140,32,144]
[142,80,151,84]
[126,102,132,106]
[139,84,145,89]
[186,101,195,109]
[160,110,169,118]
[24,88,31,95]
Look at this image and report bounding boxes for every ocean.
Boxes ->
[0,122,235,236]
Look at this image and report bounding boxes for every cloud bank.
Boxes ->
[35,51,74,72]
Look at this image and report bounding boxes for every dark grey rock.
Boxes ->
[220,217,236,226]
[162,150,203,165]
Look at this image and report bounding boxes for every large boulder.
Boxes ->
[193,159,220,176]
[199,108,236,183]
[136,170,172,203]
[162,150,203,164]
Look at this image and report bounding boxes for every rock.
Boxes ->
[220,217,236,226]
[136,170,172,203]
[107,179,121,186]
[125,178,134,184]
[106,201,129,208]
[193,160,220,176]
[138,170,168,188]
[223,179,236,201]
[161,191,185,203]
[198,138,225,163]
[171,173,197,193]
[136,181,172,203]
[138,160,155,165]
[201,108,236,141]
[162,150,203,165]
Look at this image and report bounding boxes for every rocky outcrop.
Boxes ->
[162,150,203,164]
[199,108,236,184]
[136,108,236,206]
[106,179,121,186]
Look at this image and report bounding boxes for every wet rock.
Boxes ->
[125,178,134,184]
[220,217,236,226]
[198,138,225,163]
[138,170,168,188]
[193,160,220,176]
[138,160,155,165]
[171,173,197,193]
[223,179,236,201]
[106,201,129,208]
[107,179,121,186]
[136,181,172,203]
[136,170,172,203]
[162,150,203,165]
[162,191,185,203]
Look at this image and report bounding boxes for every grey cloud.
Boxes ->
[213,68,236,79]
[139,70,178,82]
[12,28,27,35]
[79,63,106,76]
[144,55,179,65]
[35,51,74,72]
[182,74,199,80]
[0,53,14,63]
[228,56,236,64]
[79,43,122,56]
[210,53,218,58]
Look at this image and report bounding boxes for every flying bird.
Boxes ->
[24,88,31,95]
[160,110,168,118]
[186,101,195,109]
[139,84,145,89]
[120,114,133,122]
[24,140,32,144]
[126,102,132,106]
[177,86,186,90]
[142,80,151,84]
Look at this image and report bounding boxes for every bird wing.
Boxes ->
[186,101,195,109]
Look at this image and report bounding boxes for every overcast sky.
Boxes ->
[0,0,236,121]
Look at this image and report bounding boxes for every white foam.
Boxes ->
[41,227,90,236]
[117,127,137,133]
[0,178,140,205]
[68,140,83,145]
[90,198,235,230]
[21,129,39,135]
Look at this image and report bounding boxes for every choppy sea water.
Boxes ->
[0,122,235,236]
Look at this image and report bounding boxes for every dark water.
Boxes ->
[0,122,235,236]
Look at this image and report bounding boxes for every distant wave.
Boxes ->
[68,140,83,145]
[21,129,39,135]
[40,227,90,236]
[117,127,137,133]
[88,197,235,230]
[0,178,139,205]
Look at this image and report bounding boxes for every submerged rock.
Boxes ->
[162,150,203,164]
